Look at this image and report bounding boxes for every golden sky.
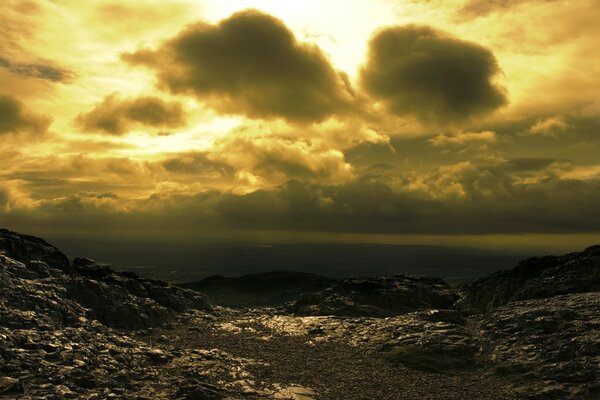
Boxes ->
[1,0,599,250]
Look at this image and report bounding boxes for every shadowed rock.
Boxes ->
[458,245,600,313]
[0,228,69,270]
[0,229,210,329]
[181,271,335,307]
[287,275,458,317]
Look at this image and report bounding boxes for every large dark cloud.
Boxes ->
[0,94,49,135]
[123,10,354,122]
[360,25,507,124]
[77,94,185,135]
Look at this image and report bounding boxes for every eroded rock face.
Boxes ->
[458,245,600,314]
[287,275,458,317]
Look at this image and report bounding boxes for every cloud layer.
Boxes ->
[360,25,507,124]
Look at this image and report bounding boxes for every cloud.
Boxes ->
[77,94,186,135]
[529,115,570,136]
[0,94,50,136]
[203,168,600,234]
[0,56,72,82]
[458,0,560,18]
[360,25,507,124]
[3,160,600,237]
[1,154,165,199]
[429,131,497,147]
[123,9,355,122]
[0,180,35,211]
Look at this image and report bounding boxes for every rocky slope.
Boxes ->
[1,228,598,399]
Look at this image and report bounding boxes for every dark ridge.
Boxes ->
[458,245,600,313]
[0,228,70,269]
[181,270,335,307]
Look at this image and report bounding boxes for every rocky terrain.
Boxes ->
[1,228,598,399]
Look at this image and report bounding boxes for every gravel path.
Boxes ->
[142,309,517,400]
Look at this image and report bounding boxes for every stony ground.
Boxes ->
[140,308,518,400]
[1,229,599,399]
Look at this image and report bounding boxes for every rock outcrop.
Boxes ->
[477,293,600,399]
[0,229,210,330]
[458,245,600,313]
[0,228,69,270]
[287,275,458,317]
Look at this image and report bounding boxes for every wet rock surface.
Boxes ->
[1,229,599,399]
[287,275,458,317]
[477,293,600,399]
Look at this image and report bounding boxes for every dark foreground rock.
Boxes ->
[287,275,458,317]
[0,229,209,330]
[458,245,600,313]
[478,293,600,399]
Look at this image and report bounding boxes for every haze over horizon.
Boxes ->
[1,0,599,258]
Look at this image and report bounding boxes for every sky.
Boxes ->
[1,0,599,252]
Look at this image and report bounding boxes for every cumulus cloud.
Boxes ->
[0,94,50,136]
[123,10,355,122]
[529,115,570,136]
[360,25,507,124]
[77,94,185,135]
